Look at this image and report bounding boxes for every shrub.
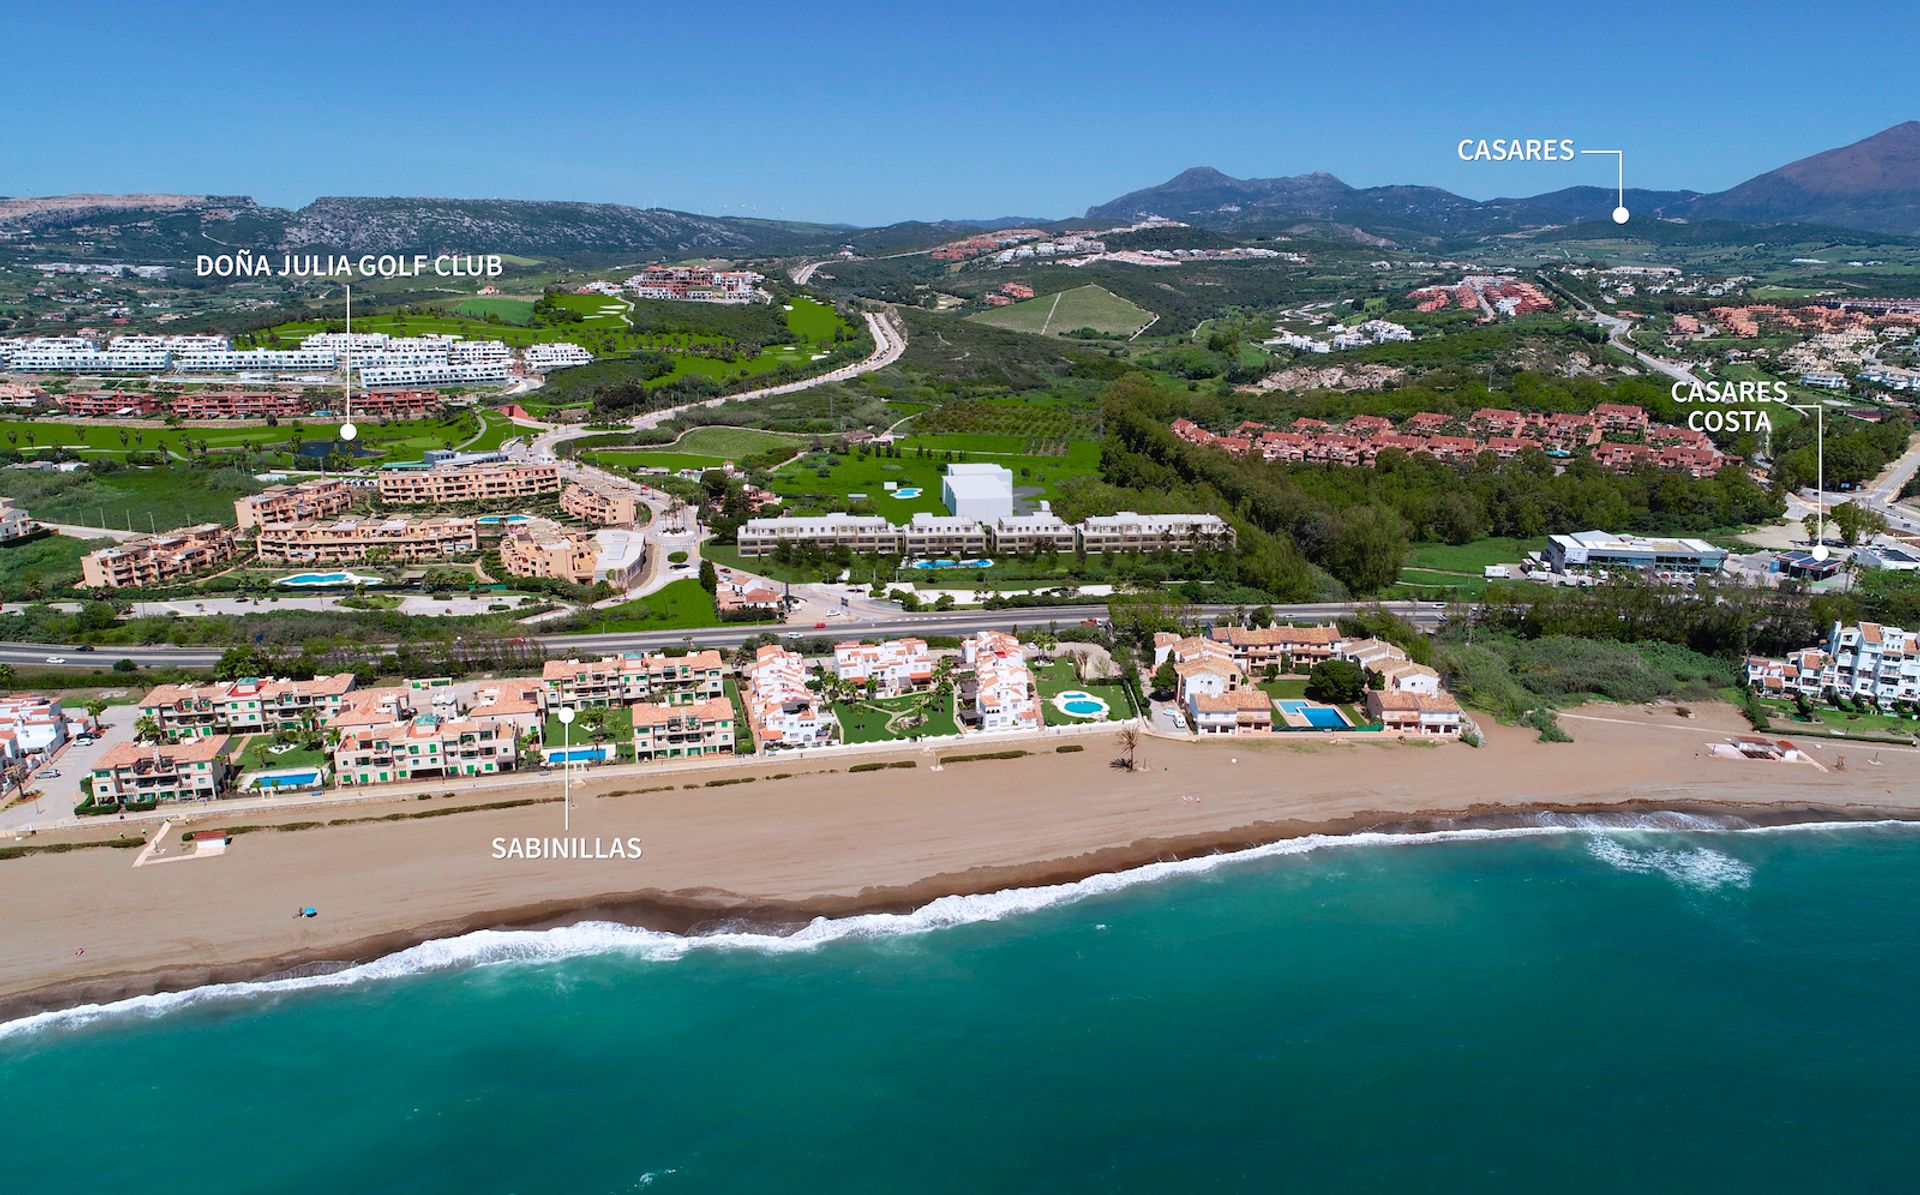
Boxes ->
[848,759,917,773]
[1055,744,1085,753]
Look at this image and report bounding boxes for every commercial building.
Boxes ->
[138,674,358,742]
[80,524,236,589]
[743,645,833,749]
[539,651,726,712]
[235,478,354,530]
[500,521,647,588]
[941,463,1016,521]
[631,699,736,762]
[89,737,232,804]
[833,638,934,696]
[560,478,643,526]
[254,516,479,564]
[962,631,1040,733]
[376,461,561,505]
[332,716,517,786]
[1544,531,1727,575]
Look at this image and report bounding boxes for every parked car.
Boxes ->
[40,769,60,779]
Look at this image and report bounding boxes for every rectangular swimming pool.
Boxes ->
[1276,699,1350,729]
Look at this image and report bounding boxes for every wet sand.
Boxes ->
[4,703,1915,1021]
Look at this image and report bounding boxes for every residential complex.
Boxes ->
[736,510,1234,558]
[234,478,354,530]
[631,699,736,762]
[743,645,833,749]
[560,478,643,526]
[254,516,480,564]
[0,694,81,762]
[1747,621,1920,704]
[0,497,37,543]
[332,716,517,786]
[376,461,561,505]
[138,674,358,741]
[834,638,934,696]
[80,524,236,589]
[539,652,727,711]
[1206,623,1343,670]
[89,738,231,805]
[961,631,1041,733]
[625,265,766,303]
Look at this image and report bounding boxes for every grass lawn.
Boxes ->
[724,678,756,754]
[1404,537,1540,573]
[0,532,112,591]
[1257,678,1311,700]
[771,439,1101,518]
[1758,697,1918,741]
[783,296,841,343]
[542,704,634,750]
[832,689,958,743]
[232,735,328,773]
[1033,659,1134,726]
[568,578,724,632]
[452,298,538,323]
[0,466,262,532]
[0,411,491,467]
[586,426,804,473]
[970,284,1154,338]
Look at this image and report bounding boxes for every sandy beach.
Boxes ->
[4,701,1917,1021]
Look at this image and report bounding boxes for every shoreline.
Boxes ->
[6,701,1920,1027]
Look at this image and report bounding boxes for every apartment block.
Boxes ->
[743,645,833,749]
[139,674,357,742]
[631,698,736,762]
[1208,623,1342,670]
[80,524,236,589]
[962,631,1040,733]
[833,638,934,696]
[539,651,727,712]
[501,522,646,588]
[332,717,517,786]
[56,391,164,418]
[1076,512,1236,553]
[900,513,990,558]
[254,516,479,564]
[1364,689,1463,735]
[90,737,232,804]
[0,497,37,543]
[560,478,643,526]
[376,461,560,505]
[737,513,902,557]
[990,512,1078,555]
[235,478,354,530]
[168,391,311,419]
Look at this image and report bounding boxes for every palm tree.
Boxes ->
[1114,725,1140,772]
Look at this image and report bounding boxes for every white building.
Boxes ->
[524,343,594,371]
[355,361,510,388]
[744,645,833,749]
[833,638,934,696]
[174,349,338,373]
[941,463,1016,521]
[962,631,1040,733]
[0,498,37,543]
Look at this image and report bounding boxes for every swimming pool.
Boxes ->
[892,487,923,499]
[544,745,614,764]
[276,572,382,587]
[252,769,322,789]
[1276,699,1349,729]
[1051,690,1111,719]
[477,514,532,525]
[908,558,993,570]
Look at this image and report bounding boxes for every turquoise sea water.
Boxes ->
[4,820,1917,1193]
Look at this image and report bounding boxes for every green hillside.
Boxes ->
[969,284,1154,338]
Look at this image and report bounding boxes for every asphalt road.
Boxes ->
[1,601,1446,670]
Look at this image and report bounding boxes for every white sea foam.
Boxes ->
[2,815,1911,1041]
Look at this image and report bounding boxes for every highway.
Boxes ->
[0,601,1446,670]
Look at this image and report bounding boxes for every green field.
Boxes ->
[770,439,1101,517]
[1033,659,1133,726]
[1392,537,1541,597]
[587,426,805,472]
[832,690,958,743]
[0,466,264,532]
[970,284,1154,338]
[1756,696,1919,742]
[232,735,329,774]
[542,705,635,752]
[0,410,503,466]
[452,297,538,323]
[564,579,724,632]
[0,531,112,592]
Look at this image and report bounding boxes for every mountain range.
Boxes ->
[1085,122,1920,240]
[3,123,1917,261]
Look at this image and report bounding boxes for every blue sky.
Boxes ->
[10,0,1917,226]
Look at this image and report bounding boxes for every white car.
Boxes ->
[44,656,68,665]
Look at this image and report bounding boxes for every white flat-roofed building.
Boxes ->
[301,332,393,355]
[355,361,509,388]
[524,342,594,371]
[962,630,1040,734]
[8,345,170,373]
[901,512,989,558]
[833,638,934,696]
[941,463,1016,521]
[989,512,1077,555]
[448,339,512,365]
[111,334,230,353]
[1076,512,1235,553]
[1544,530,1727,575]
[736,514,901,557]
[173,349,338,373]
[744,645,833,749]
[0,497,38,543]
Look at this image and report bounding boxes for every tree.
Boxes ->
[1830,501,1889,548]
[1114,725,1140,772]
[1324,507,1409,596]
[1151,659,1178,697]
[697,559,718,594]
[1307,658,1366,705]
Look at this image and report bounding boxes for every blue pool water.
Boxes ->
[275,572,381,587]
[252,770,321,789]
[908,558,992,570]
[1277,699,1348,728]
[1054,690,1109,718]
[476,515,532,526]
[545,746,613,764]
[892,487,923,499]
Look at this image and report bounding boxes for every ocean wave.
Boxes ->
[3,814,1911,1041]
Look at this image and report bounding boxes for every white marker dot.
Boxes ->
[1813,543,1829,562]
[557,707,576,724]
[1612,206,1630,225]
[339,422,358,441]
